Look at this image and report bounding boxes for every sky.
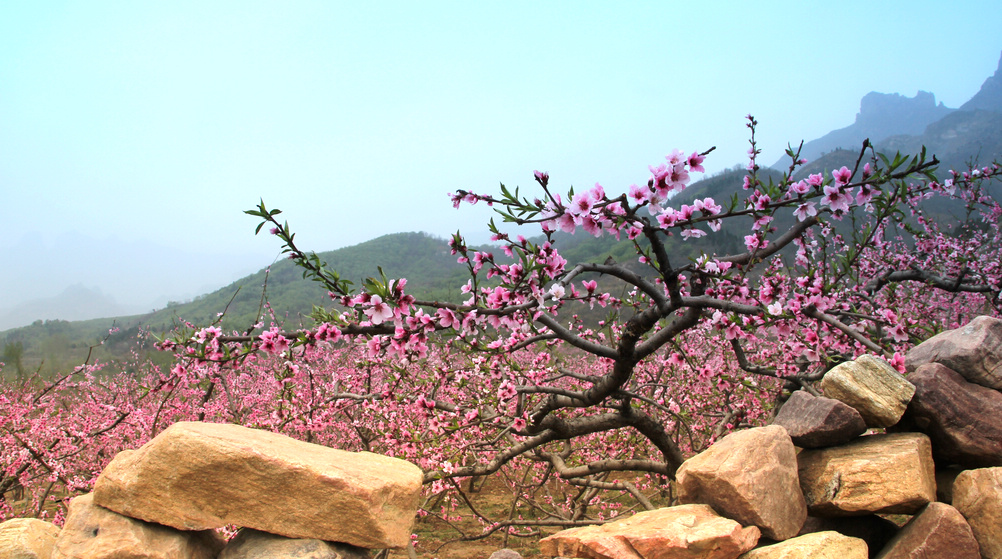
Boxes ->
[1,1,1001,323]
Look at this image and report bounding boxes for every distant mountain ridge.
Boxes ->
[960,51,1002,112]
[772,91,955,169]
[0,284,145,331]
[773,50,1002,171]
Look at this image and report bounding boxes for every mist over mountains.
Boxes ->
[4,51,1002,333]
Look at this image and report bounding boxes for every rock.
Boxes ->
[539,504,760,559]
[488,550,523,559]
[798,516,898,559]
[905,315,1002,391]
[217,528,370,559]
[820,355,915,428]
[677,425,807,540]
[739,530,868,558]
[874,502,979,559]
[773,391,868,448]
[798,433,936,516]
[93,421,423,549]
[952,467,1002,559]
[902,363,1002,468]
[0,517,61,559]
[51,492,224,559]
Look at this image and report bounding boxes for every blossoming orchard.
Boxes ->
[2,117,1001,540]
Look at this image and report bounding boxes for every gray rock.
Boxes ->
[906,315,1002,391]
[773,390,867,448]
[902,363,1002,468]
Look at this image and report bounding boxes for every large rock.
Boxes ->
[0,517,61,559]
[677,425,807,540]
[798,516,898,559]
[798,433,936,516]
[820,355,915,428]
[93,421,423,549]
[218,528,370,559]
[773,391,867,448]
[52,492,224,559]
[902,363,1002,468]
[874,502,979,559]
[906,315,1002,390]
[952,467,1002,559]
[539,504,760,559]
[738,531,868,558]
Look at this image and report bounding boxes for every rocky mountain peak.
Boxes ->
[853,91,954,137]
[960,51,1002,113]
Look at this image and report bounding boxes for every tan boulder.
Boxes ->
[51,492,224,559]
[539,504,760,559]
[677,425,807,540]
[218,528,370,558]
[820,355,915,428]
[875,502,979,559]
[0,517,61,559]
[738,531,867,558]
[798,433,936,516]
[952,467,1002,559]
[93,421,423,549]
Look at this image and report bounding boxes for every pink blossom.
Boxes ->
[688,151,706,173]
[666,149,686,165]
[568,192,594,216]
[628,184,650,205]
[680,228,706,240]
[793,202,817,222]
[364,295,395,325]
[832,166,852,186]
[788,180,810,196]
[821,185,851,213]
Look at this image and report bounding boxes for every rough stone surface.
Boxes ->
[217,528,370,559]
[773,391,868,448]
[901,363,1002,468]
[677,425,807,540]
[875,502,979,559]
[0,517,61,559]
[539,504,760,559]
[93,421,423,549]
[52,492,224,559]
[905,315,1002,390]
[488,550,524,559]
[820,355,915,428]
[798,516,898,559]
[798,433,936,516]
[738,531,868,558]
[952,467,1002,559]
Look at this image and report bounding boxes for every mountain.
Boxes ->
[773,50,1002,177]
[772,91,955,169]
[0,284,146,331]
[960,51,1002,112]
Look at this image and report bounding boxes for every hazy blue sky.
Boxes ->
[2,1,1001,318]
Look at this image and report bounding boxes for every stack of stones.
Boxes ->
[541,315,1002,559]
[0,421,424,558]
